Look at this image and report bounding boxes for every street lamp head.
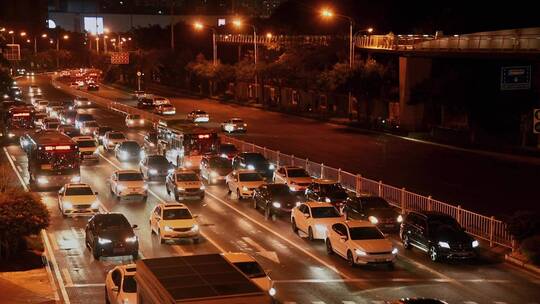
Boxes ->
[26,39,30,43]
[232,19,242,28]
[41,33,47,38]
[8,30,14,34]
[266,32,273,38]
[63,34,69,39]
[367,27,373,33]
[110,38,116,42]
[121,37,126,42]
[95,37,99,41]
[0,28,5,32]
[49,39,54,44]
[20,32,27,36]
[104,35,108,39]
[320,8,334,18]
[127,37,131,41]
[193,22,204,30]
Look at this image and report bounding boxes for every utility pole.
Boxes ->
[170,0,175,50]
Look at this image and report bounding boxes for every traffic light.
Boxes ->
[534,109,540,134]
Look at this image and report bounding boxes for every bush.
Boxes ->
[520,235,540,266]
[506,210,540,242]
[0,190,50,259]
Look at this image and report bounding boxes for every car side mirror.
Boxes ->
[339,235,348,241]
[112,286,119,293]
[132,224,138,229]
[304,213,310,218]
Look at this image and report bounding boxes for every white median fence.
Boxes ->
[52,77,513,250]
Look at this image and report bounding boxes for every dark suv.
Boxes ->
[400,211,479,262]
[85,213,139,260]
[342,196,403,232]
[305,179,349,209]
[232,152,274,180]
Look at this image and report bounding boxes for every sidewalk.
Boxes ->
[0,268,56,304]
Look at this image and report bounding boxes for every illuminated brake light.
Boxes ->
[198,134,210,139]
[13,113,31,117]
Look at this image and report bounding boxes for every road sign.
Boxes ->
[534,109,540,134]
[2,44,21,61]
[501,66,531,90]
[110,52,129,64]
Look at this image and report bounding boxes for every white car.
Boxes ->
[80,120,99,135]
[125,114,145,127]
[29,85,40,94]
[110,170,148,201]
[150,202,200,244]
[221,118,247,133]
[325,220,398,267]
[69,82,79,89]
[49,106,65,119]
[154,104,176,115]
[102,131,127,151]
[35,100,49,112]
[105,264,137,304]
[187,110,209,123]
[226,170,265,200]
[291,202,343,241]
[273,166,313,192]
[57,183,100,217]
[74,96,91,107]
[72,136,99,162]
[165,169,205,201]
[222,252,274,295]
[153,97,170,106]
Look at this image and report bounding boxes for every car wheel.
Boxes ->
[236,189,242,200]
[402,235,412,250]
[347,250,355,267]
[166,184,171,195]
[264,207,271,220]
[429,246,439,262]
[291,218,299,234]
[308,227,314,241]
[253,199,258,209]
[326,239,334,255]
[93,245,100,260]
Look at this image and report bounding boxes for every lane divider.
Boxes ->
[41,229,71,304]
[3,147,28,192]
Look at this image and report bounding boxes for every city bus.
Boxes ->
[2,105,35,141]
[25,130,81,189]
[155,119,219,170]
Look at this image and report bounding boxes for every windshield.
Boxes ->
[46,123,60,129]
[39,101,48,106]
[287,168,310,178]
[268,184,293,196]
[122,275,137,293]
[77,97,89,101]
[118,173,143,181]
[120,142,140,150]
[84,122,98,127]
[428,215,461,231]
[148,156,169,166]
[362,197,390,209]
[311,206,340,218]
[129,115,141,119]
[239,173,263,182]
[209,157,232,169]
[220,144,238,154]
[65,187,94,196]
[176,173,198,181]
[195,110,206,115]
[231,119,244,123]
[108,133,125,139]
[95,215,130,230]
[320,183,344,194]
[349,227,385,240]
[77,114,93,121]
[163,208,192,220]
[77,140,96,148]
[244,154,267,163]
[233,261,266,279]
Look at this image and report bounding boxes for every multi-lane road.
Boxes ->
[4,75,539,304]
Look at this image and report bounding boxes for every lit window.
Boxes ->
[218,18,226,27]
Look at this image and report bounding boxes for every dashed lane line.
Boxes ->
[62,268,74,287]
[3,147,28,191]
[16,165,22,172]
[48,232,60,251]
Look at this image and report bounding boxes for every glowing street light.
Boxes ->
[320,8,334,18]
[63,34,69,40]
[41,33,47,38]
[193,22,204,30]
[20,32,27,37]
[266,32,273,39]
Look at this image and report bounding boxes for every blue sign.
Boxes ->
[501,66,531,90]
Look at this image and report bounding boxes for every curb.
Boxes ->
[505,253,540,276]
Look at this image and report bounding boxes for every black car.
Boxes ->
[115,141,142,162]
[232,152,274,180]
[400,211,479,262]
[85,213,139,260]
[94,126,113,144]
[342,196,403,232]
[200,155,233,184]
[218,143,238,160]
[305,179,349,209]
[60,110,78,125]
[87,84,100,91]
[137,97,155,109]
[139,154,174,180]
[253,183,300,219]
[59,126,82,138]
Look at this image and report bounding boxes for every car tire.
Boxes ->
[236,189,242,200]
[166,184,171,195]
[308,227,314,241]
[347,250,355,267]
[93,245,100,260]
[402,235,412,250]
[291,218,299,234]
[264,207,271,220]
[326,239,333,255]
[253,199,258,209]
[429,246,439,262]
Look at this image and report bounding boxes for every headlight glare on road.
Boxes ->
[438,241,450,249]
[200,185,205,190]
[125,236,137,243]
[98,237,112,245]
[164,226,174,232]
[272,201,281,208]
[397,215,403,223]
[368,216,379,224]
[472,240,479,248]
[355,249,367,256]
[392,248,399,255]
[149,169,158,175]
[191,224,199,232]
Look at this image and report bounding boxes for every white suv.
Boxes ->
[102,131,127,151]
[273,166,313,192]
[149,202,200,244]
[110,170,148,201]
[226,170,265,200]
[291,202,342,241]
[105,264,137,304]
[72,136,99,162]
[165,169,205,201]
[57,183,100,217]
[325,220,397,267]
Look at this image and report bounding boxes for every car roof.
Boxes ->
[343,220,377,229]
[115,169,140,174]
[235,169,259,174]
[72,136,95,141]
[221,252,256,264]
[302,201,335,208]
[160,202,188,210]
[313,178,339,184]
[64,183,92,188]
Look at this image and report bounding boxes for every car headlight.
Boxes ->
[397,215,403,223]
[314,224,327,234]
[269,164,275,170]
[269,287,276,297]
[438,241,450,249]
[177,187,185,191]
[272,202,281,208]
[247,164,255,170]
[191,224,199,232]
[200,185,205,190]
[139,119,144,124]
[2,94,8,99]
[149,169,158,175]
[8,133,15,138]
[355,249,367,256]
[164,226,174,232]
[220,153,228,158]
[368,216,379,224]
[98,237,112,245]
[66,119,72,124]
[472,240,479,248]
[125,236,137,243]
[210,171,218,177]
[392,248,399,255]
[168,168,175,174]
[242,186,249,191]
[324,197,331,203]
[296,201,302,207]
[63,202,73,209]
[90,201,100,209]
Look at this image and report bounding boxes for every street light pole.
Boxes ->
[33,36,37,55]
[212,28,217,66]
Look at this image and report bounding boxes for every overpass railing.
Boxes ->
[216,34,334,46]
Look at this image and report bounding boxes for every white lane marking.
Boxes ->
[312,301,326,304]
[9,153,17,163]
[66,283,105,288]
[62,268,74,287]
[16,165,22,172]
[41,230,71,304]
[99,152,227,254]
[242,237,280,264]
[242,237,267,252]
[342,301,356,304]
[3,147,28,191]
[48,232,60,251]
[463,302,478,304]
[205,191,350,279]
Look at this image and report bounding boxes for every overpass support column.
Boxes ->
[399,56,432,131]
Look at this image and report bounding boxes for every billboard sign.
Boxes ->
[2,44,21,61]
[110,52,129,64]
[501,66,531,90]
[84,17,104,35]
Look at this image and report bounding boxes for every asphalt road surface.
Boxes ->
[2,75,539,304]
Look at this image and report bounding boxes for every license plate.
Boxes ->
[113,247,125,254]
[385,224,395,228]
[375,258,387,262]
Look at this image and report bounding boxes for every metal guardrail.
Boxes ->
[216,34,333,46]
[53,76,513,249]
